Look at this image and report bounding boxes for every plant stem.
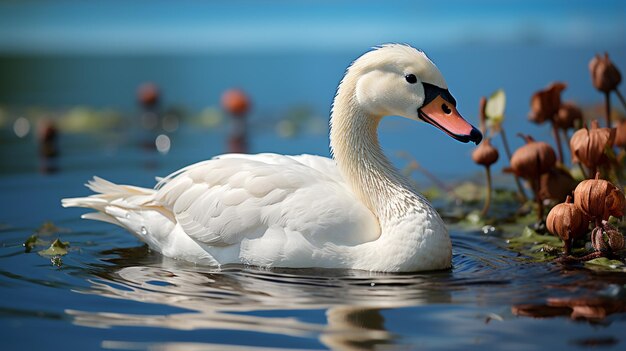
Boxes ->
[605,91,612,128]
[561,129,571,159]
[590,166,597,179]
[500,128,513,160]
[531,177,543,221]
[563,239,571,256]
[616,89,626,111]
[501,129,528,203]
[551,123,564,164]
[480,166,492,217]
[578,163,588,179]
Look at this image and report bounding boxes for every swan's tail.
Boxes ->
[62,177,175,249]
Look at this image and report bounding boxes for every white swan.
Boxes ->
[62,44,482,272]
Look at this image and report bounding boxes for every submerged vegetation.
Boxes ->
[457,52,626,269]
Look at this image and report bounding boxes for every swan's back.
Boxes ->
[64,154,380,268]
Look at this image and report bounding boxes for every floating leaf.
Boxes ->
[485,89,506,131]
[585,257,626,272]
[23,234,44,253]
[506,227,563,261]
[38,238,69,257]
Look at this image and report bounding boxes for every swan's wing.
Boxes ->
[154,154,379,248]
[214,153,343,183]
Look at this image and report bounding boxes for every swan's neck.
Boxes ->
[330,90,429,224]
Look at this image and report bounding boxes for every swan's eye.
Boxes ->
[405,74,417,84]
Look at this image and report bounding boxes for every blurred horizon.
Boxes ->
[0,0,624,55]
[1,0,625,177]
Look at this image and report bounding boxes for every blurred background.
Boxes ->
[0,0,625,181]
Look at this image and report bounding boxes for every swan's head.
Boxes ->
[347,44,482,144]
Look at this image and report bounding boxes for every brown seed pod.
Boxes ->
[529,82,567,124]
[510,135,556,180]
[539,167,577,202]
[546,195,589,254]
[606,186,626,219]
[601,222,625,252]
[569,120,616,172]
[221,89,250,117]
[574,173,625,221]
[614,119,626,148]
[472,138,499,167]
[589,52,622,93]
[137,82,160,108]
[607,228,625,251]
[591,226,608,252]
[554,102,583,130]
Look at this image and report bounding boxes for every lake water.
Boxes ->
[2,44,626,177]
[2,123,626,350]
[2,44,626,350]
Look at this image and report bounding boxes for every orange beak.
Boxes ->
[418,95,482,144]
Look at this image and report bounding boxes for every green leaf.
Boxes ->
[485,89,506,130]
[23,234,43,253]
[506,227,563,261]
[584,257,626,272]
[38,238,69,257]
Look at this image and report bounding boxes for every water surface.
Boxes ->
[2,129,626,350]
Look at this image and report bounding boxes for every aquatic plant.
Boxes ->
[614,119,626,149]
[589,53,623,127]
[509,134,556,220]
[483,90,527,202]
[472,137,499,217]
[528,82,567,164]
[546,195,589,255]
[539,167,576,203]
[221,88,251,153]
[221,88,251,117]
[573,172,624,223]
[569,120,616,178]
[568,173,625,259]
[137,82,160,108]
[555,102,583,131]
[555,101,583,163]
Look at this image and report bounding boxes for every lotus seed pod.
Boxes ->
[606,228,625,251]
[529,82,566,124]
[546,196,589,255]
[137,82,160,108]
[614,119,626,148]
[606,187,626,219]
[591,227,608,252]
[574,173,625,221]
[589,53,622,93]
[221,89,250,117]
[472,138,499,167]
[510,135,556,180]
[569,120,615,172]
[539,167,577,202]
[554,102,583,130]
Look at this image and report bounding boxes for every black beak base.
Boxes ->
[470,127,483,145]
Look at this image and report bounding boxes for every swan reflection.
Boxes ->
[68,253,452,350]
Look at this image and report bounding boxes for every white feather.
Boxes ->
[62,44,462,272]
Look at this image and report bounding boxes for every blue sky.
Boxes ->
[0,0,624,54]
